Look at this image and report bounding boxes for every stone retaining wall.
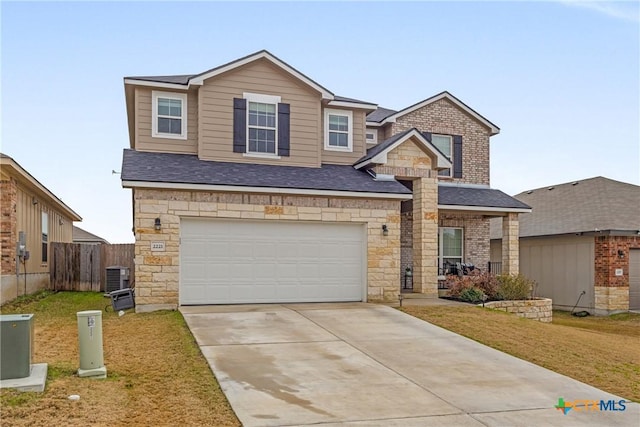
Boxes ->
[483,298,552,323]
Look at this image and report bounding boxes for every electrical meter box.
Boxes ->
[0,314,34,380]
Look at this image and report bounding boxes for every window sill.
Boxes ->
[324,146,353,153]
[243,152,281,160]
[152,132,187,140]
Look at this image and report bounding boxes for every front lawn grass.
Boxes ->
[1,291,240,427]
[400,305,640,402]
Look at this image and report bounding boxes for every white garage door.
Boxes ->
[630,249,640,311]
[180,218,366,305]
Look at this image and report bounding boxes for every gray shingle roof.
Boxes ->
[121,149,411,195]
[334,95,376,105]
[367,107,397,123]
[439,185,532,210]
[124,74,194,85]
[355,129,415,166]
[490,177,640,239]
[73,226,109,244]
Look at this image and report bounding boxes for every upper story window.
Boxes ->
[432,134,452,177]
[152,91,187,140]
[366,129,377,145]
[324,109,353,152]
[41,211,48,263]
[244,93,281,156]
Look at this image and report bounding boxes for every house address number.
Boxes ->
[151,241,165,252]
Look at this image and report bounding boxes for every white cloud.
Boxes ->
[560,0,640,23]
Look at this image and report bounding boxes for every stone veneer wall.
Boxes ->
[594,235,640,313]
[134,189,401,310]
[484,298,552,323]
[388,98,491,186]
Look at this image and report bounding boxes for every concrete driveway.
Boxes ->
[181,303,639,427]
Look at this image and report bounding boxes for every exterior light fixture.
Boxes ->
[59,219,64,226]
[617,249,625,259]
[32,197,38,205]
[382,224,388,236]
[154,218,161,231]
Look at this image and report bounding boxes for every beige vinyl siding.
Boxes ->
[15,183,73,274]
[135,87,198,154]
[199,58,321,167]
[321,109,367,165]
[493,235,595,311]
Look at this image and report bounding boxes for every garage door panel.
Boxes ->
[180,219,365,305]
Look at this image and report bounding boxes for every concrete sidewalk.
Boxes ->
[181,303,639,427]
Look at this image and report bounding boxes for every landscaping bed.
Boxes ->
[0,291,240,427]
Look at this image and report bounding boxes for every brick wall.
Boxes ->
[1,177,17,275]
[387,98,491,186]
[595,235,640,287]
[400,210,413,287]
[438,213,490,269]
[593,235,640,313]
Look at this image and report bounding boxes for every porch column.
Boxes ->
[502,212,519,274]
[412,177,438,296]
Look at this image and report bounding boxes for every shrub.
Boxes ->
[497,274,536,300]
[459,287,486,304]
[446,271,500,300]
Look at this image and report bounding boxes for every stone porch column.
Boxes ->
[502,212,519,274]
[412,177,438,296]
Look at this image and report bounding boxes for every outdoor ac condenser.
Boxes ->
[105,266,130,293]
[0,314,34,380]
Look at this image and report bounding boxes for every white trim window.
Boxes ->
[244,92,281,155]
[432,134,452,177]
[366,129,378,145]
[324,109,353,152]
[438,227,463,273]
[152,91,187,139]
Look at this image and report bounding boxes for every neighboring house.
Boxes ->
[120,50,530,312]
[73,226,109,244]
[490,177,640,314]
[1,153,82,303]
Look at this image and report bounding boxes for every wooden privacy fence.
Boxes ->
[50,243,134,292]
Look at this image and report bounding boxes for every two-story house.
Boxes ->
[120,50,530,311]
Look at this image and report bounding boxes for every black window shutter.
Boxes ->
[233,98,246,153]
[453,135,463,178]
[277,103,290,157]
[422,131,432,142]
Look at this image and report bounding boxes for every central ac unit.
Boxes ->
[105,266,130,293]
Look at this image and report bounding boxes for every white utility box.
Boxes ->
[76,310,107,378]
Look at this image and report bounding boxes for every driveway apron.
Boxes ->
[181,304,639,427]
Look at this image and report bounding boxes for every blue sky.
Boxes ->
[2,1,638,243]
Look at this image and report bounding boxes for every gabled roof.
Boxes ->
[366,107,397,124]
[0,153,82,221]
[366,91,500,135]
[353,128,452,170]
[490,177,640,239]
[125,50,335,99]
[121,150,411,199]
[73,226,109,244]
[438,183,531,213]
